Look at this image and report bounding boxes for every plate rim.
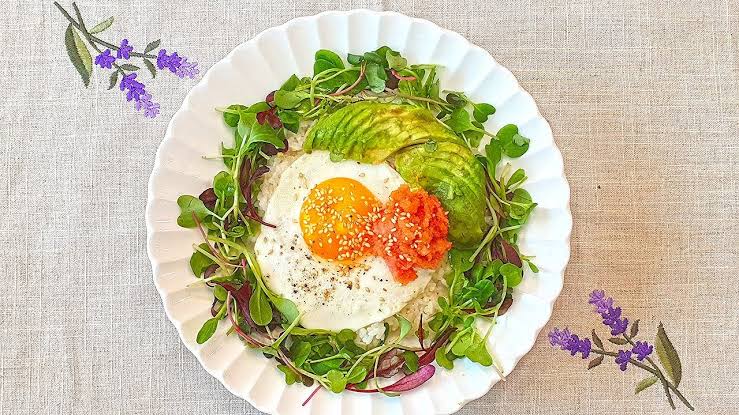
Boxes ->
[146,9,571,415]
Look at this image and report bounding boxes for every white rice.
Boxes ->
[258,126,449,346]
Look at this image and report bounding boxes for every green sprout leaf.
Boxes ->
[196,318,218,344]
[326,370,347,393]
[274,90,307,109]
[272,296,299,323]
[277,364,298,385]
[655,323,682,386]
[499,263,523,287]
[249,287,273,326]
[365,62,387,93]
[396,314,412,340]
[635,376,659,394]
[176,195,210,228]
[446,108,475,133]
[189,243,214,276]
[290,341,312,367]
[280,74,301,91]
[386,51,407,70]
[435,348,455,370]
[346,366,367,384]
[213,285,228,302]
[484,139,502,173]
[64,25,92,87]
[472,103,496,123]
[403,351,419,372]
[496,124,530,158]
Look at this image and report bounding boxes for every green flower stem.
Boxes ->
[54,2,157,60]
[592,349,693,411]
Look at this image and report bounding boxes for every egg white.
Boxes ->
[254,151,434,330]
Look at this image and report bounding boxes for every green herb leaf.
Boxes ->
[290,341,312,367]
[435,348,454,370]
[396,314,412,341]
[496,124,530,158]
[509,189,535,220]
[314,50,345,73]
[655,322,682,386]
[635,376,659,394]
[213,171,236,201]
[449,248,475,274]
[274,90,306,109]
[144,59,157,78]
[386,51,407,70]
[249,287,272,326]
[630,319,640,338]
[223,104,247,127]
[88,16,114,34]
[176,195,210,228]
[272,296,299,323]
[190,243,215,276]
[499,263,523,287]
[472,103,496,123]
[326,369,347,393]
[403,351,419,372]
[119,63,140,71]
[347,53,363,65]
[609,337,628,345]
[445,92,467,108]
[107,70,119,90]
[64,25,92,87]
[337,329,356,344]
[588,355,604,370]
[280,74,301,91]
[196,318,218,344]
[213,285,228,302]
[527,261,539,273]
[277,364,298,385]
[464,333,492,366]
[346,365,367,384]
[507,169,526,188]
[446,108,474,133]
[484,140,502,173]
[591,329,603,349]
[365,62,387,93]
[144,39,161,53]
[451,331,473,356]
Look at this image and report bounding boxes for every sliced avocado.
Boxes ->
[395,141,487,248]
[304,102,487,248]
[304,102,459,163]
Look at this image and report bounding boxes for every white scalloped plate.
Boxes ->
[146,10,571,415]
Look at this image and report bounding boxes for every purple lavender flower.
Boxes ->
[589,290,613,314]
[609,316,629,335]
[117,39,133,59]
[134,92,160,118]
[119,73,145,101]
[615,350,632,371]
[94,49,116,69]
[632,341,653,361]
[548,328,591,359]
[157,49,198,78]
[548,327,572,349]
[175,57,199,79]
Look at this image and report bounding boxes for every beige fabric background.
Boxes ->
[1,0,737,414]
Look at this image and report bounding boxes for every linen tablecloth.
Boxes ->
[1,1,737,413]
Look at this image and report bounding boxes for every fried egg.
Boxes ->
[254,151,434,330]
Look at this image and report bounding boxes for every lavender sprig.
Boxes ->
[549,290,694,411]
[55,2,199,118]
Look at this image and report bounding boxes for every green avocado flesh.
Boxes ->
[304,102,487,248]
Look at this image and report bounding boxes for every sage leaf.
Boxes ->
[88,16,114,34]
[609,337,628,345]
[196,318,218,344]
[591,329,603,349]
[64,25,92,87]
[249,287,272,326]
[107,70,119,90]
[588,355,604,369]
[144,59,157,78]
[655,322,682,386]
[635,376,658,394]
[144,39,161,53]
[630,319,640,338]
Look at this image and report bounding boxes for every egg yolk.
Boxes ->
[300,178,381,263]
